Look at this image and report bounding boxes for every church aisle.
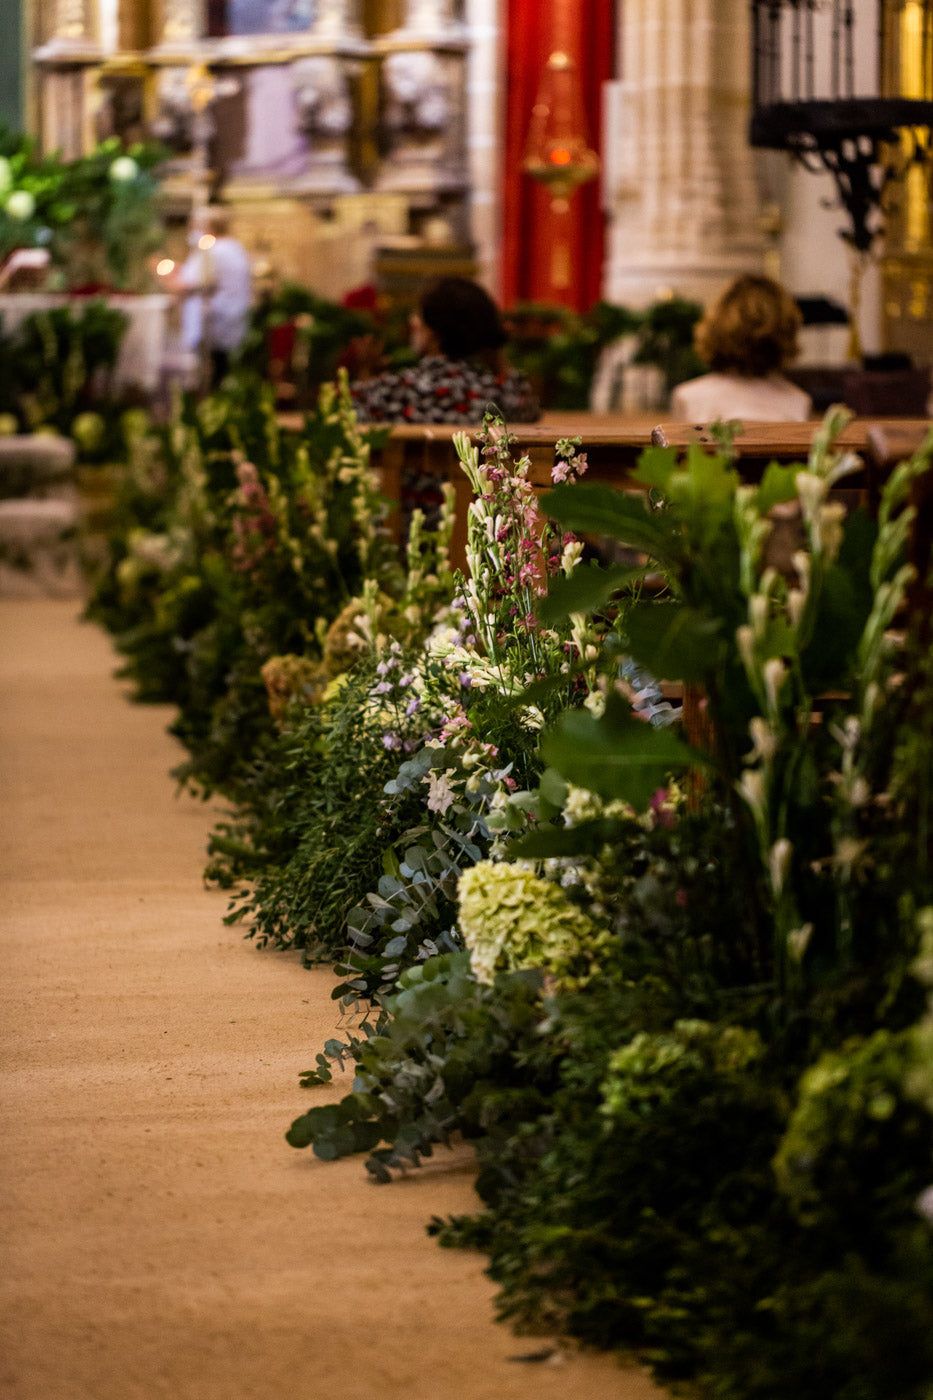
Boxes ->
[0,600,663,1400]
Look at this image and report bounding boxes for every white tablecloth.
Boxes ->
[0,294,173,393]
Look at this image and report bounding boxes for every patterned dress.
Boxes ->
[350,354,540,426]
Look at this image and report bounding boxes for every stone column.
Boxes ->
[464,0,502,293]
[603,0,764,308]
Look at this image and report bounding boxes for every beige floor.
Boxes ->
[0,600,664,1400]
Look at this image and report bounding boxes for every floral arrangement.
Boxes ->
[0,128,167,291]
[87,366,933,1399]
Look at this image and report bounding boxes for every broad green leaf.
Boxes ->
[631,445,679,492]
[541,483,677,562]
[508,816,637,859]
[538,765,569,809]
[621,600,722,684]
[756,461,802,513]
[537,562,647,625]
[540,695,700,810]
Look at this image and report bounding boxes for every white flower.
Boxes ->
[787,923,814,963]
[787,588,806,629]
[5,190,35,221]
[747,716,778,764]
[769,838,793,896]
[763,657,787,713]
[749,593,769,640]
[738,768,766,817]
[109,155,140,182]
[916,1184,933,1227]
[560,539,584,575]
[815,501,846,562]
[425,769,456,815]
[796,471,826,520]
[735,623,756,673]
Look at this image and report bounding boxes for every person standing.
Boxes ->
[174,207,253,389]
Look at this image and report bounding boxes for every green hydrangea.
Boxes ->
[457,861,605,988]
[774,1028,924,1228]
[601,1019,763,1123]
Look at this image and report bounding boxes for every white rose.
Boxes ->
[109,156,139,182]
[5,190,35,221]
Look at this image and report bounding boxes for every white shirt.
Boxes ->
[670,372,813,424]
[178,237,253,353]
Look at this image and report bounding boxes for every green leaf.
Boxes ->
[508,816,636,859]
[539,693,700,810]
[537,562,647,625]
[756,461,802,514]
[621,600,722,684]
[631,445,679,492]
[538,765,569,809]
[541,483,677,562]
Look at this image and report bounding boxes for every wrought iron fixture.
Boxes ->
[750,0,933,251]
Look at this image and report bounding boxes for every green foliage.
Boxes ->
[0,128,167,289]
[0,301,130,443]
[237,283,375,400]
[282,413,933,1398]
[86,373,397,796]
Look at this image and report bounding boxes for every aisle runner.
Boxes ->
[0,600,663,1400]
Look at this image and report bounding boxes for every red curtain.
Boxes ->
[501,0,616,312]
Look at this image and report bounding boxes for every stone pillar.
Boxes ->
[464,0,502,293]
[603,0,764,308]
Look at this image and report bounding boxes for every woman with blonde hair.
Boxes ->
[671,274,812,423]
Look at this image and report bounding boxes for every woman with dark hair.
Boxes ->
[670,274,812,423]
[350,277,539,424]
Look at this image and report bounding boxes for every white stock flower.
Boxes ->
[561,539,584,575]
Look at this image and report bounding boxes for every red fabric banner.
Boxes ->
[501,0,616,312]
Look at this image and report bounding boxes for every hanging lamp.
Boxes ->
[522,45,600,293]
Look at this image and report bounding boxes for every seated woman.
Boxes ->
[351,277,540,425]
[670,274,813,423]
